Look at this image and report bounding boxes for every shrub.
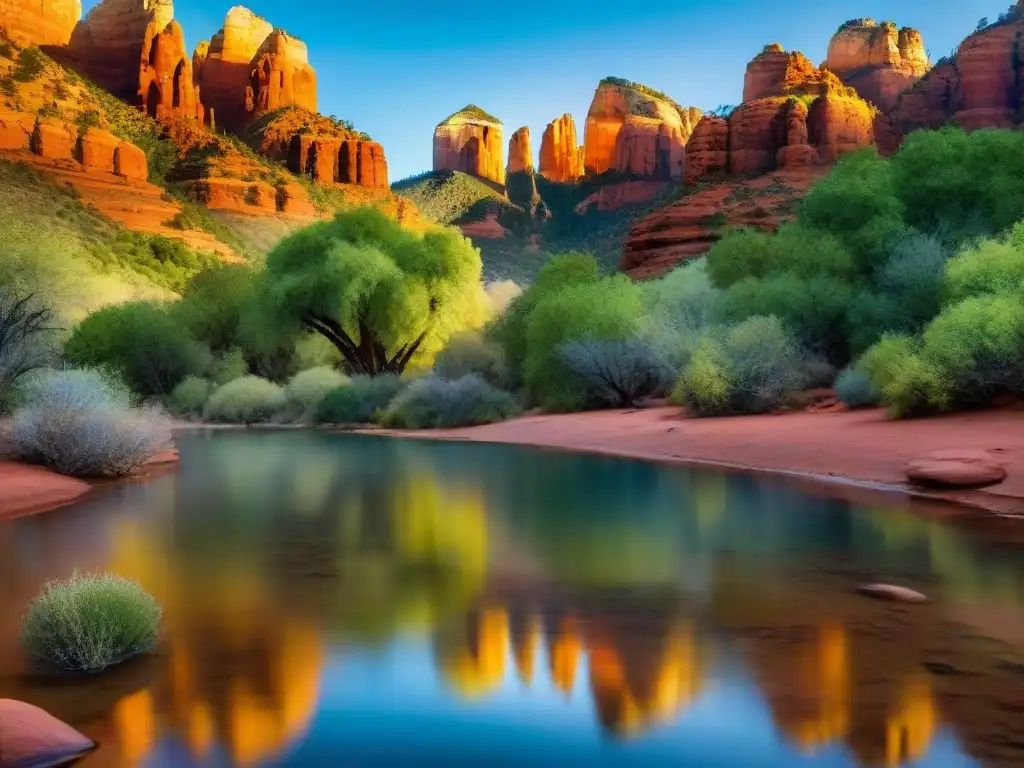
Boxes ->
[285,366,348,414]
[484,280,523,316]
[315,374,407,424]
[523,274,643,411]
[379,374,520,429]
[209,347,248,386]
[944,225,1024,303]
[0,288,54,412]
[165,376,212,419]
[559,338,672,407]
[13,366,132,411]
[20,571,161,673]
[859,335,942,417]
[174,265,257,354]
[10,399,170,478]
[202,376,287,424]
[64,302,209,397]
[434,331,509,388]
[672,316,807,416]
[835,367,877,409]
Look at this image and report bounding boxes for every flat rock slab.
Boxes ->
[856,583,930,604]
[0,699,95,767]
[905,449,1007,490]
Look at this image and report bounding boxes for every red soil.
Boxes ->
[381,406,1024,517]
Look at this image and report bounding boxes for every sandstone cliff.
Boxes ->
[0,0,81,47]
[583,78,701,180]
[193,6,317,133]
[825,20,929,112]
[539,113,583,182]
[433,105,504,186]
[688,45,875,182]
[248,106,388,189]
[507,126,533,174]
[887,6,1024,140]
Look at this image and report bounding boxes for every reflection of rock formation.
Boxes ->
[437,606,509,699]
[547,615,582,695]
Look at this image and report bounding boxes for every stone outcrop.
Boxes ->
[31,117,75,159]
[138,16,203,120]
[0,0,81,47]
[248,106,388,189]
[583,79,701,180]
[433,105,504,186]
[194,6,317,134]
[507,126,533,174]
[78,127,121,172]
[114,140,147,179]
[905,449,1008,489]
[689,45,876,181]
[0,699,96,767]
[825,20,929,111]
[539,113,583,182]
[888,8,1024,140]
[0,110,36,151]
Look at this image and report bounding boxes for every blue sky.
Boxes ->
[85,0,1009,180]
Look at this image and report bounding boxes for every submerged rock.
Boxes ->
[905,449,1007,489]
[0,699,96,767]
[856,584,930,604]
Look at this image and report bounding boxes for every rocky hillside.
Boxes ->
[826,19,929,111]
[433,105,505,187]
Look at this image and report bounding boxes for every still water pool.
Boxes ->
[2,431,1024,767]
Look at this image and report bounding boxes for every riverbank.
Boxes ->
[376,406,1024,520]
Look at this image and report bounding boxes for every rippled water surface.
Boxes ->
[2,431,1024,767]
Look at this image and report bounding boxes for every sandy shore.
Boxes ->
[376,406,1024,518]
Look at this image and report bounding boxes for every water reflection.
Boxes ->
[0,431,1020,766]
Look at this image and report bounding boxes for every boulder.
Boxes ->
[0,699,96,767]
[539,113,583,182]
[905,449,1008,490]
[583,79,700,179]
[184,178,278,213]
[856,584,930,604]
[78,127,120,173]
[433,105,504,185]
[114,141,147,180]
[507,126,533,174]
[825,21,929,111]
[275,181,317,216]
[0,0,81,47]
[30,118,75,160]
[0,110,35,152]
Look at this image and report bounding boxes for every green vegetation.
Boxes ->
[393,170,519,225]
[166,376,213,419]
[11,47,45,82]
[433,331,509,389]
[440,104,500,125]
[315,374,409,424]
[20,572,161,673]
[257,207,488,375]
[600,77,684,113]
[202,376,287,424]
[285,366,348,414]
[379,374,520,428]
[163,199,260,260]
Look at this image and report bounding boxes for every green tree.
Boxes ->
[258,207,487,375]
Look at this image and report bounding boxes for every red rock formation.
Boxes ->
[433,105,504,186]
[0,0,81,47]
[78,127,120,172]
[887,9,1024,140]
[808,95,875,164]
[31,117,75,159]
[575,181,670,214]
[0,110,35,151]
[194,7,317,134]
[114,141,147,179]
[743,44,823,102]
[683,116,729,184]
[583,79,700,180]
[539,113,583,182]
[825,21,929,111]
[184,178,278,213]
[68,0,173,101]
[507,126,533,174]
[138,17,202,121]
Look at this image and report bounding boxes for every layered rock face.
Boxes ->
[507,126,533,174]
[0,0,81,46]
[194,6,317,133]
[688,46,875,181]
[888,9,1024,139]
[69,0,173,101]
[539,113,583,182]
[825,21,929,111]
[583,79,701,180]
[433,106,504,186]
[249,107,388,189]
